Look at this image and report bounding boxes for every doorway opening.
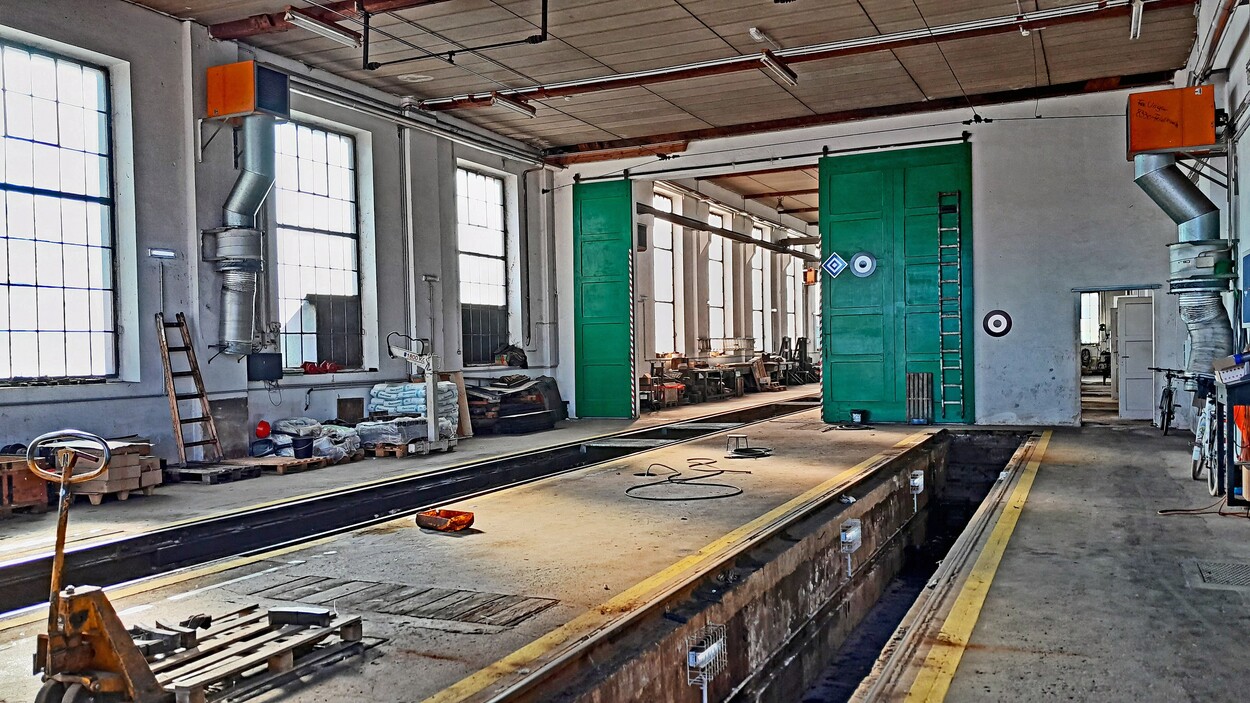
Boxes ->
[1075,288,1156,426]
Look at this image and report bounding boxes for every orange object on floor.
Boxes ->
[1234,405,1250,463]
[416,509,475,532]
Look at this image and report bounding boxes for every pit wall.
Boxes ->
[520,432,951,703]
[553,90,1189,425]
[0,0,556,460]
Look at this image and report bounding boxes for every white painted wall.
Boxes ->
[553,90,1188,425]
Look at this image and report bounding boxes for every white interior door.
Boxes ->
[1109,307,1119,400]
[1116,296,1154,419]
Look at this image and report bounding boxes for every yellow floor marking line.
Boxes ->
[424,430,934,703]
[905,429,1053,703]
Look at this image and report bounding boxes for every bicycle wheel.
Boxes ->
[1160,388,1174,435]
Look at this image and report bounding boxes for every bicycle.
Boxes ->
[1148,367,1187,435]
[1190,378,1218,485]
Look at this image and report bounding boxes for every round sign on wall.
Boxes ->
[983,310,1012,337]
[850,252,877,278]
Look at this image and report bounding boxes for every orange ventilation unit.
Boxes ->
[1127,85,1217,159]
[205,60,290,119]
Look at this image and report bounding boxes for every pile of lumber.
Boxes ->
[46,439,163,505]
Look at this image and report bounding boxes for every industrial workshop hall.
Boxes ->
[0,1,1248,702]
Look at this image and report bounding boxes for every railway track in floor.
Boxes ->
[0,394,820,616]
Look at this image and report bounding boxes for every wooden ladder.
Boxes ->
[156,312,223,466]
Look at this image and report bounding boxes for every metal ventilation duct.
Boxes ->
[207,114,275,356]
[1133,153,1233,382]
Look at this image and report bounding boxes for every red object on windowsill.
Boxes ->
[300,360,344,374]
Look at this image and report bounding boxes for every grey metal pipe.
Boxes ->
[223,114,276,227]
[1133,153,1234,380]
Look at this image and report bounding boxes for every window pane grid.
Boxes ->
[707,212,727,350]
[275,122,362,369]
[457,168,509,365]
[653,194,676,356]
[0,41,115,381]
[751,226,766,350]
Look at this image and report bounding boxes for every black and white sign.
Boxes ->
[850,252,877,278]
[983,310,1012,337]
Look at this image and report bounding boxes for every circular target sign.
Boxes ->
[850,252,877,278]
[983,310,1012,337]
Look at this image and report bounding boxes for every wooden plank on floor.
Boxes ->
[475,597,559,627]
[332,581,407,609]
[248,575,327,598]
[431,592,510,621]
[303,580,377,605]
[387,588,463,617]
[351,585,432,613]
[282,578,350,602]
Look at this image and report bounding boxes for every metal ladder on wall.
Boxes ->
[156,312,223,466]
[937,191,965,419]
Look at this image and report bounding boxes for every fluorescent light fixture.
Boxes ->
[1129,0,1143,40]
[749,27,781,50]
[284,7,361,47]
[147,247,177,259]
[760,50,798,87]
[491,92,537,118]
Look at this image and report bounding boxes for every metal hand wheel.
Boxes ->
[24,430,111,610]
[25,429,111,485]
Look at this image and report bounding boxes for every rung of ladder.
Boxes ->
[175,393,204,401]
[171,371,196,378]
[180,416,210,424]
[182,440,218,448]
[167,346,190,352]
[163,321,183,328]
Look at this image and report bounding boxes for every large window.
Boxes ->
[786,257,799,342]
[707,211,726,350]
[751,225,767,352]
[275,121,362,369]
[457,167,509,365]
[652,193,676,356]
[0,42,115,381]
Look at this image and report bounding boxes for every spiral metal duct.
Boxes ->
[1133,153,1233,381]
[210,115,275,356]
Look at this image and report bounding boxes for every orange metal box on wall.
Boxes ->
[1127,85,1217,158]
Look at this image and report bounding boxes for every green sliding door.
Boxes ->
[573,180,636,418]
[820,143,974,424]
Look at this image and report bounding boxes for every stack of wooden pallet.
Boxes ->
[48,439,164,505]
[0,455,50,518]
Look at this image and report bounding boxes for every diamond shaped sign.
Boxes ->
[822,252,848,279]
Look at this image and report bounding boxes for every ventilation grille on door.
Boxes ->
[907,372,934,423]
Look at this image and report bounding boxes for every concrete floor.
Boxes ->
[1,398,889,702]
[939,422,1250,701]
[0,387,817,563]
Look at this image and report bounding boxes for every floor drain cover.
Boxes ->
[1196,562,1250,587]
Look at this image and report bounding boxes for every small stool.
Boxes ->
[726,434,748,452]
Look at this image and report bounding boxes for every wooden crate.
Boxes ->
[0,456,50,516]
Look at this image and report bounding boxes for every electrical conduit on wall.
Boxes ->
[1133,153,1234,382]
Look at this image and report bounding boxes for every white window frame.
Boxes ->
[0,27,138,385]
[707,210,729,351]
[454,159,521,367]
[652,192,677,356]
[751,225,768,352]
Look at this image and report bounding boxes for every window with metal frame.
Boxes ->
[652,193,676,356]
[0,42,116,381]
[457,167,510,365]
[707,211,727,351]
[275,121,362,369]
[751,225,767,352]
[786,257,799,341]
[1079,292,1099,345]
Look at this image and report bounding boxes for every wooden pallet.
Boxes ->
[224,456,329,475]
[371,437,458,458]
[371,444,409,458]
[146,605,363,703]
[165,464,263,485]
[74,485,158,506]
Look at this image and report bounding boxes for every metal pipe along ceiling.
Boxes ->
[1133,153,1234,381]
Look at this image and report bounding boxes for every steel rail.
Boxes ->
[0,396,818,615]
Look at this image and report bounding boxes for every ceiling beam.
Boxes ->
[208,0,452,41]
[544,142,688,166]
[697,165,819,180]
[780,236,821,246]
[545,70,1175,163]
[743,188,820,199]
[421,0,1194,111]
[637,203,818,262]
[779,207,819,215]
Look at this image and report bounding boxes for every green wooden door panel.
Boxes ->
[821,143,973,424]
[574,181,635,419]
